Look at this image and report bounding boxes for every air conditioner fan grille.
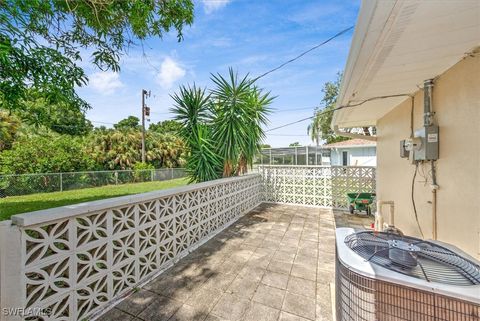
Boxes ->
[345,231,480,286]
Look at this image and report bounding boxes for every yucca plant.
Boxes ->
[171,85,211,138]
[186,124,223,182]
[210,69,252,176]
[171,85,222,182]
[238,85,274,174]
[171,69,274,182]
[211,69,273,176]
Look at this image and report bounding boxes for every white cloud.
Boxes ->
[211,37,232,48]
[202,0,230,14]
[88,71,124,94]
[156,57,186,89]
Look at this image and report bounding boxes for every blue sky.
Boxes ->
[77,0,360,147]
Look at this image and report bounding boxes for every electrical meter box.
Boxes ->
[414,125,439,161]
[400,140,409,158]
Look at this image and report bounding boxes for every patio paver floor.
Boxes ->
[97,203,336,321]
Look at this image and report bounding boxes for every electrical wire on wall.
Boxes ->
[409,95,426,239]
[266,93,413,132]
[411,162,425,238]
[410,96,415,138]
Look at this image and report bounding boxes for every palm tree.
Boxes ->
[146,132,187,168]
[308,108,323,145]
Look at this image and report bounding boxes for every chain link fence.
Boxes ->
[0,168,186,197]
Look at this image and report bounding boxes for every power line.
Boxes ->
[147,105,318,117]
[8,95,411,132]
[265,93,413,132]
[276,106,320,112]
[133,26,354,124]
[91,120,116,125]
[50,124,89,129]
[7,27,353,134]
[266,116,313,132]
[253,26,354,81]
[266,133,309,137]
[149,111,172,115]
[150,105,321,115]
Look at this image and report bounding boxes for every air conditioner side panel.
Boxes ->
[335,251,480,321]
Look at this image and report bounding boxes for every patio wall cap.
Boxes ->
[11,173,261,228]
[0,220,12,227]
[258,165,376,169]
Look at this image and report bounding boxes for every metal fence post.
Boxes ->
[115,171,118,185]
[306,146,309,165]
[59,173,63,192]
[171,168,174,179]
[151,169,154,182]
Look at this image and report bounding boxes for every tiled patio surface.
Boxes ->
[98,203,337,321]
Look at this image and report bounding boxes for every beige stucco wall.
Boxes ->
[376,54,480,259]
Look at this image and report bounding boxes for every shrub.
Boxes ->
[0,134,94,174]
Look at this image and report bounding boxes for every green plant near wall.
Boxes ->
[171,68,274,182]
[132,162,155,182]
[171,85,223,183]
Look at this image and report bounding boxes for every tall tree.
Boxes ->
[0,0,194,114]
[308,73,373,144]
[308,73,349,145]
[15,95,93,135]
[149,120,182,134]
[114,116,141,131]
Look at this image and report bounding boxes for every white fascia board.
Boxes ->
[333,0,480,128]
[332,0,398,127]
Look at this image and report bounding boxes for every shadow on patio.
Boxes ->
[97,203,336,321]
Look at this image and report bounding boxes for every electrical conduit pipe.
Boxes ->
[375,200,395,232]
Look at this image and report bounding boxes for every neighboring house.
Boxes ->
[332,1,479,258]
[323,138,376,166]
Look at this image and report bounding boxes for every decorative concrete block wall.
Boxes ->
[0,166,376,321]
[0,174,262,321]
[260,165,376,209]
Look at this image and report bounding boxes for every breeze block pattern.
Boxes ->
[1,174,262,321]
[260,165,376,209]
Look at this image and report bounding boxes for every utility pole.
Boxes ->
[141,89,151,163]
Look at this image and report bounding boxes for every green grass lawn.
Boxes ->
[0,178,189,221]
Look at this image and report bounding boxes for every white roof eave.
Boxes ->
[332,0,480,128]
